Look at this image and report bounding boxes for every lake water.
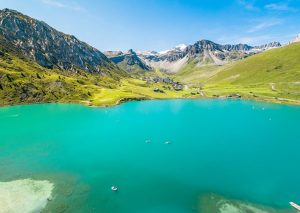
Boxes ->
[0,99,300,213]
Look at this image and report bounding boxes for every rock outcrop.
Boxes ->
[104,49,151,73]
[0,8,122,75]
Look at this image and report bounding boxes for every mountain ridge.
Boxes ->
[0,8,125,77]
[136,39,281,72]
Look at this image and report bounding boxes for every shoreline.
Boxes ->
[0,95,300,109]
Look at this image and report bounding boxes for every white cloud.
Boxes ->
[41,0,86,12]
[248,19,283,33]
[265,2,297,12]
[237,0,259,11]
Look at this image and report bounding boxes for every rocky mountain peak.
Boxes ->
[254,41,281,50]
[186,40,254,55]
[222,43,252,51]
[175,44,187,51]
[188,40,221,54]
[0,8,119,75]
[105,49,151,73]
[126,49,136,55]
[2,8,18,14]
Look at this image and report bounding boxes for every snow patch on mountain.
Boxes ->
[159,44,187,55]
[175,44,187,51]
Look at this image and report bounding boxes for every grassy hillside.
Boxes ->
[175,59,225,84]
[176,43,300,104]
[207,43,300,84]
[113,62,148,77]
[204,43,300,103]
[0,47,195,107]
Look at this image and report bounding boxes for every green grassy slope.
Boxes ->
[207,43,300,84]
[0,45,195,107]
[175,43,300,104]
[203,43,300,103]
[174,59,225,84]
[114,61,148,77]
[0,50,115,106]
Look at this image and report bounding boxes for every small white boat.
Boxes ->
[290,202,300,211]
[111,186,118,191]
[165,141,171,144]
[145,140,151,143]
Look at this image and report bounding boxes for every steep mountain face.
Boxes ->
[104,49,151,73]
[0,9,123,76]
[138,40,281,73]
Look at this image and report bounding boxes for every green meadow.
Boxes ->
[175,43,300,105]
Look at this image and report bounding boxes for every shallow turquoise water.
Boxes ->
[0,99,300,212]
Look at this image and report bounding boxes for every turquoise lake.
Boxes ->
[0,99,300,212]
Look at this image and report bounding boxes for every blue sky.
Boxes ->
[1,0,300,51]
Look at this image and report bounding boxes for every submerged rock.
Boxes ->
[199,193,294,213]
[0,179,54,213]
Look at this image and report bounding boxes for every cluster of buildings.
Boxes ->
[145,76,185,92]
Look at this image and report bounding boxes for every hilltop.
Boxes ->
[200,43,300,104]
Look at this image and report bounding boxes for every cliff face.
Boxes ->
[0,9,122,75]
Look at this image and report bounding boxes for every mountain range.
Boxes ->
[0,8,299,106]
[105,40,281,73]
[0,8,286,75]
[138,40,281,73]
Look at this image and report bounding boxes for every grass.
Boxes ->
[91,78,194,106]
[175,43,300,105]
[206,43,300,84]
[175,59,225,84]
[0,50,196,107]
